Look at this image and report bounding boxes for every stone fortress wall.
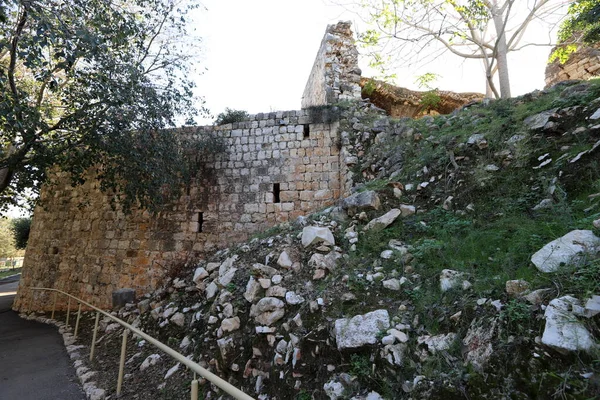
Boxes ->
[15,21,361,311]
[545,39,600,87]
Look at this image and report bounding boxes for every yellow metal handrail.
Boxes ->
[29,287,254,400]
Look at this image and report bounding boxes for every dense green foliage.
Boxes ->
[0,0,207,213]
[551,0,600,63]
[10,216,29,249]
[214,108,250,125]
[0,218,15,257]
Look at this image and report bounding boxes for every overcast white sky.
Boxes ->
[192,0,568,124]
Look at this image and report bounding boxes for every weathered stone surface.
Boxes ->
[243,277,261,303]
[531,230,600,272]
[170,312,185,327]
[363,209,401,231]
[342,190,381,215]
[221,317,241,333]
[250,297,286,326]
[302,226,335,247]
[193,267,208,284]
[399,204,416,217]
[542,296,595,352]
[464,317,497,371]
[418,333,457,354]
[523,109,559,130]
[285,291,305,305]
[140,354,161,371]
[382,279,401,291]
[277,251,293,268]
[335,309,390,349]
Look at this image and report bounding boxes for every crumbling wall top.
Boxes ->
[301,21,362,108]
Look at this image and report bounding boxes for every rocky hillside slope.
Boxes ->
[31,80,600,400]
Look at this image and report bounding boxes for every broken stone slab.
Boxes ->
[251,263,279,278]
[542,296,595,352]
[334,309,390,349]
[193,267,208,285]
[363,209,402,232]
[523,108,559,130]
[417,333,457,354]
[382,278,401,291]
[463,317,497,371]
[399,204,416,217]
[285,291,305,305]
[243,277,261,303]
[277,251,293,268]
[112,288,135,309]
[341,190,381,215]
[221,317,241,333]
[531,230,600,272]
[250,297,286,326]
[302,226,335,247]
[522,288,553,305]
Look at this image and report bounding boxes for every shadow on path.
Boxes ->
[0,275,85,400]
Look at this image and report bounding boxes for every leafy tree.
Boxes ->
[0,0,207,213]
[342,0,571,99]
[0,218,16,258]
[10,216,29,249]
[551,0,600,63]
[214,108,250,125]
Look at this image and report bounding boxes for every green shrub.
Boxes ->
[10,217,31,250]
[214,108,249,125]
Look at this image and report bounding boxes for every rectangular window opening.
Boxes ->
[273,183,281,203]
[198,212,204,233]
[303,124,310,139]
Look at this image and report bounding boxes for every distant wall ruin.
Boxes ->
[546,40,600,87]
[15,22,362,311]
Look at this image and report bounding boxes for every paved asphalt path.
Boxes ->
[0,275,84,400]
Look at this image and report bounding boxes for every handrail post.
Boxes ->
[74,302,82,337]
[51,292,57,319]
[65,297,71,327]
[191,373,199,400]
[90,311,100,362]
[117,328,129,396]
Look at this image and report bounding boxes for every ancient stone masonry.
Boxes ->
[546,39,600,87]
[15,22,362,312]
[302,21,362,108]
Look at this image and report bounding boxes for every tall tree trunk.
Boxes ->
[491,4,511,98]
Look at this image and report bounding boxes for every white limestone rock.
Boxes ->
[531,230,600,273]
[170,312,185,327]
[399,204,416,216]
[140,354,161,371]
[585,295,600,317]
[221,317,241,333]
[342,190,381,215]
[277,251,293,268]
[285,291,305,305]
[164,363,180,379]
[334,309,390,349]
[463,317,497,371]
[363,209,402,232]
[206,281,219,300]
[542,296,595,352]
[382,279,401,291]
[218,256,238,286]
[302,226,335,247]
[193,267,208,285]
[418,333,457,354]
[250,297,286,326]
[243,277,261,303]
[324,380,345,400]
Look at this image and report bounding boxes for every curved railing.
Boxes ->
[29,287,254,400]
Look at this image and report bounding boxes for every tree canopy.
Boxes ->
[0,0,207,213]
[343,0,571,98]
